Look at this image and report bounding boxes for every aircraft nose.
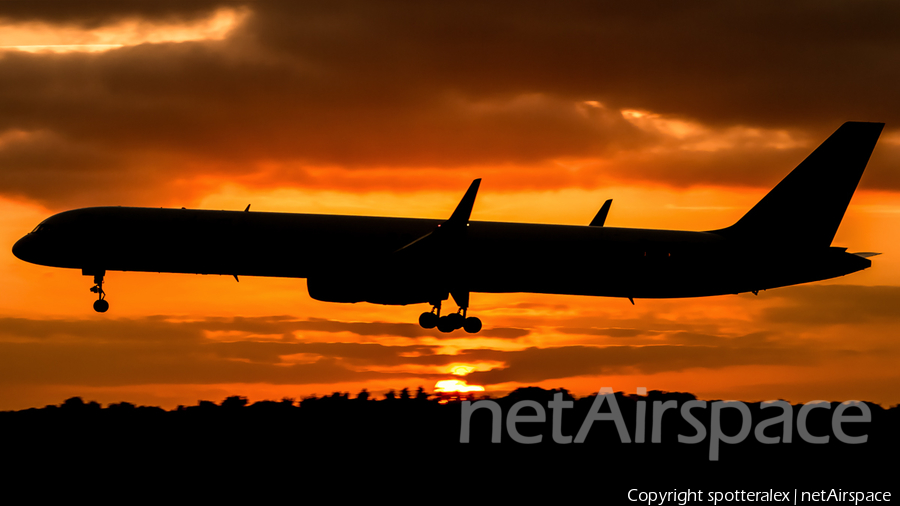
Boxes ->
[12,234,34,262]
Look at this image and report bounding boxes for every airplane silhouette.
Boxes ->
[12,122,884,334]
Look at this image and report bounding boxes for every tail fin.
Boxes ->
[713,121,884,247]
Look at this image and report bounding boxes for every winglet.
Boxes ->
[446,179,481,226]
[393,179,482,254]
[590,199,612,227]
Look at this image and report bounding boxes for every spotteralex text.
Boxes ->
[627,489,891,505]
[459,387,871,460]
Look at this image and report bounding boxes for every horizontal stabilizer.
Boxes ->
[589,199,612,227]
[851,252,881,258]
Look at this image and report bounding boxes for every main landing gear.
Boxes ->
[90,271,109,313]
[418,301,482,334]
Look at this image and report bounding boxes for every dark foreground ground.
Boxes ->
[2,388,896,500]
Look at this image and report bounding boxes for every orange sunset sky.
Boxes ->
[2,1,900,410]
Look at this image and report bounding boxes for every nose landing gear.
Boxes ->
[89,271,109,313]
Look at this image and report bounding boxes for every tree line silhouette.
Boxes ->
[1,387,895,488]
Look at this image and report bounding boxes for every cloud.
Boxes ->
[479,327,530,339]
[461,334,818,386]
[557,327,654,338]
[0,315,525,386]
[1,1,899,206]
[0,315,527,342]
[760,285,900,325]
[0,315,203,342]
[0,0,227,27]
[0,283,896,394]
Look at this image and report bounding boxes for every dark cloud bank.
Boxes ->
[2,1,900,206]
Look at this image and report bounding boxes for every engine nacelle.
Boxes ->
[307,271,445,306]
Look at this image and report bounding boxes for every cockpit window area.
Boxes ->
[29,211,98,237]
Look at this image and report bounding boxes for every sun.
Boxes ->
[434,379,485,394]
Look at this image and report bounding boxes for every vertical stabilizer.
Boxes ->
[714,121,883,247]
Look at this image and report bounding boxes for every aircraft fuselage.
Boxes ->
[12,206,869,304]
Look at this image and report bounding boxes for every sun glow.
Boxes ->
[621,109,804,152]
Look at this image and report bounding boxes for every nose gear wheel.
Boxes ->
[90,272,109,313]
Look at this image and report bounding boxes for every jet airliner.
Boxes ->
[12,122,884,333]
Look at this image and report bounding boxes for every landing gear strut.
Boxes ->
[407,180,484,334]
[418,301,441,329]
[90,271,109,313]
[419,302,482,334]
